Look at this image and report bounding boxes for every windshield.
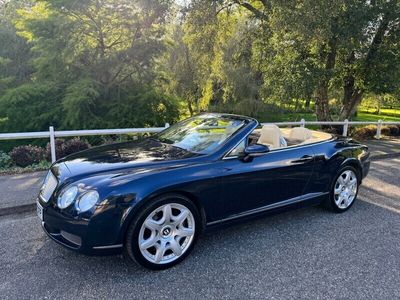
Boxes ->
[155,114,247,154]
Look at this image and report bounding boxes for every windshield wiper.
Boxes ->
[150,137,192,152]
[150,137,174,145]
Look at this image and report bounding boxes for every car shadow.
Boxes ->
[35,197,399,277]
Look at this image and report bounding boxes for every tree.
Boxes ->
[0,0,33,97]
[0,0,180,132]
[219,0,400,121]
[339,1,400,119]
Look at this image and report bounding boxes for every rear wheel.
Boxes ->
[325,166,360,213]
[125,194,200,270]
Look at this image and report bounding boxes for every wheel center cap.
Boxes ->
[161,226,172,238]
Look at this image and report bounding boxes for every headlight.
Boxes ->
[57,186,78,209]
[75,191,99,212]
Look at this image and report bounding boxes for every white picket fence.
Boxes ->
[0,119,399,162]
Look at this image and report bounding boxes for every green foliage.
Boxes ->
[0,82,62,132]
[0,0,179,138]
[0,151,13,168]
[0,0,33,96]
[0,0,399,139]
[0,160,51,174]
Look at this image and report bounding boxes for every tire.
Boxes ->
[324,166,360,213]
[124,194,201,270]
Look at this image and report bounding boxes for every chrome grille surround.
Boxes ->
[40,171,58,202]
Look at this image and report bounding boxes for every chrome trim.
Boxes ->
[206,192,328,226]
[92,244,123,250]
[40,171,58,202]
[222,122,335,160]
[38,194,46,203]
[224,137,334,160]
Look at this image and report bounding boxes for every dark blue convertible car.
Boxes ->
[37,113,370,269]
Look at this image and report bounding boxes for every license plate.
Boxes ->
[37,201,43,221]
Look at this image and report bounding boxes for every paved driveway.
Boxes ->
[0,158,399,299]
[0,171,45,213]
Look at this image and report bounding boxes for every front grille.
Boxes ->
[40,171,58,202]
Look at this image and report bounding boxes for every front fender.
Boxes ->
[112,161,222,245]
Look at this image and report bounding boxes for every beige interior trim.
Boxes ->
[254,127,332,147]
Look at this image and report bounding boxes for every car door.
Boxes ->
[216,143,315,220]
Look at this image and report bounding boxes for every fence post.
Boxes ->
[165,123,170,128]
[49,126,56,163]
[300,118,305,128]
[376,120,382,139]
[343,119,349,137]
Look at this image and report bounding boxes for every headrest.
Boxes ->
[258,124,283,149]
[289,127,312,141]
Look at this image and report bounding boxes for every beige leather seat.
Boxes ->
[257,124,286,149]
[289,127,312,141]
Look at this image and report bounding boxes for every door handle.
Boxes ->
[291,155,314,163]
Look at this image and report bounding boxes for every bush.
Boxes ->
[321,126,342,135]
[351,124,400,139]
[63,138,90,156]
[380,125,391,136]
[10,145,46,167]
[46,138,90,160]
[45,139,64,161]
[386,125,400,136]
[0,151,13,168]
[352,125,377,140]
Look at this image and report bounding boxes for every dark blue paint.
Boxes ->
[38,114,370,255]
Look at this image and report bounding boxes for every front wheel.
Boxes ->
[125,195,200,270]
[325,166,360,213]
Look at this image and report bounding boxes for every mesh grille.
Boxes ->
[40,171,58,202]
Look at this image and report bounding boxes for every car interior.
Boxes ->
[248,125,333,150]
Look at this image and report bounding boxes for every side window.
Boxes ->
[226,140,246,157]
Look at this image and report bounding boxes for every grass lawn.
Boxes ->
[260,111,400,123]
[355,112,400,122]
[260,112,316,123]
[359,108,400,117]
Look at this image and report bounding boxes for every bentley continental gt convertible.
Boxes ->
[37,113,370,269]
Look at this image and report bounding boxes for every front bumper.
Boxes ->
[362,159,370,179]
[39,200,124,255]
[360,150,371,179]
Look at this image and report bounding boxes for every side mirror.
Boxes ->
[240,144,270,162]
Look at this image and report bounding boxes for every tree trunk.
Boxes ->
[305,98,310,108]
[187,100,194,116]
[340,70,363,120]
[340,87,363,120]
[339,51,363,120]
[315,83,331,121]
[314,35,337,121]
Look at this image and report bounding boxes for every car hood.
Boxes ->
[52,138,203,181]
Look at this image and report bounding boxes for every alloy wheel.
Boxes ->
[333,170,358,209]
[138,203,195,264]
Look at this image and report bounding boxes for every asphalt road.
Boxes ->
[0,158,399,299]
